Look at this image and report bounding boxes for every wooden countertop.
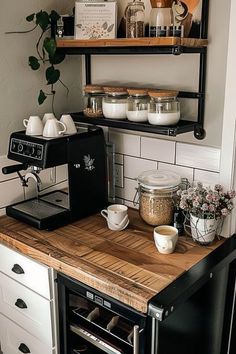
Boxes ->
[0,210,223,313]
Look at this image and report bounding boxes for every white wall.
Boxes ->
[0,0,82,155]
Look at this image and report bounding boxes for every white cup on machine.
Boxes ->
[43,119,67,138]
[101,204,129,231]
[42,112,57,125]
[153,225,178,254]
[60,114,77,135]
[23,115,43,136]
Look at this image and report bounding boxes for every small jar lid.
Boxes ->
[137,170,181,190]
[127,88,148,96]
[103,86,128,96]
[84,85,104,93]
[148,90,179,98]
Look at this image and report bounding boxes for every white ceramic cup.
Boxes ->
[153,225,178,254]
[23,115,43,136]
[101,204,129,230]
[60,114,77,135]
[42,112,56,126]
[43,119,67,138]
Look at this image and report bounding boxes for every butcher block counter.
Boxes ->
[0,209,228,314]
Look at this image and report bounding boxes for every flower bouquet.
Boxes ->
[176,183,235,245]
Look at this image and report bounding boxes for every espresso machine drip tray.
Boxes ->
[6,191,71,230]
[13,199,66,219]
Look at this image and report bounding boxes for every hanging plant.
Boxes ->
[6,10,68,113]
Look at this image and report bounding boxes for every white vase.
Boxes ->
[190,214,218,245]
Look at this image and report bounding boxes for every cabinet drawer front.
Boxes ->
[0,272,53,346]
[0,314,53,354]
[0,243,51,299]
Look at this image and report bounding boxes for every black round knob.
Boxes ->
[18,143,24,153]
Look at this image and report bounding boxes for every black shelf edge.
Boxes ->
[71,112,199,137]
[57,45,206,56]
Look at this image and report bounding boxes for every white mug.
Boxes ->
[153,225,178,254]
[43,119,67,138]
[101,204,129,231]
[23,115,43,136]
[42,112,56,126]
[60,114,77,135]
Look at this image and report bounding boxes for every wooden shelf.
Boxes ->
[57,37,208,49]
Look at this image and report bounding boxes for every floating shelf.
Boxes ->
[71,112,203,137]
[56,37,208,55]
[57,37,208,48]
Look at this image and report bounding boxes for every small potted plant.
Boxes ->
[176,183,235,245]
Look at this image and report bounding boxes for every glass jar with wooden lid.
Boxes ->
[137,170,181,226]
[149,0,173,37]
[102,87,128,120]
[126,88,149,122]
[148,90,180,125]
[83,85,104,118]
[125,0,145,38]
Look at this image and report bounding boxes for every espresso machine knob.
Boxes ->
[17,143,24,153]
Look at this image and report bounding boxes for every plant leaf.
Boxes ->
[49,52,65,65]
[43,37,57,58]
[107,24,114,32]
[28,56,40,70]
[38,90,47,105]
[46,66,60,85]
[50,10,60,23]
[26,13,35,22]
[36,10,50,31]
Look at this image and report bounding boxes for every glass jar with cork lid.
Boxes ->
[102,87,128,119]
[126,88,149,122]
[148,90,180,125]
[136,170,181,226]
[83,85,104,118]
[125,0,145,38]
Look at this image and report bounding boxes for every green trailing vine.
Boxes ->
[6,10,69,113]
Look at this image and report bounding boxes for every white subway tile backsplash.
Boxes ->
[0,178,24,208]
[115,153,124,165]
[56,165,68,183]
[159,162,194,182]
[176,143,221,172]
[115,178,138,202]
[194,169,220,187]
[124,156,157,179]
[141,137,175,163]
[109,131,140,157]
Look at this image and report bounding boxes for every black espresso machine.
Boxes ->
[2,124,108,230]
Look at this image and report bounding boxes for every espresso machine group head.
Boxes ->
[3,124,108,230]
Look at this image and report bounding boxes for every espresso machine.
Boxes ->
[2,124,108,230]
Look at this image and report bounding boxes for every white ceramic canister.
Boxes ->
[102,87,128,120]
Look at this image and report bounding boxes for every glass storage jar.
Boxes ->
[102,87,128,119]
[125,0,145,38]
[149,0,173,37]
[126,88,149,122]
[148,90,180,125]
[83,85,104,118]
[137,170,181,226]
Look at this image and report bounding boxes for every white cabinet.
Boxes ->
[0,243,58,354]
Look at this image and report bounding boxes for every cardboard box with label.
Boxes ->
[75,0,117,39]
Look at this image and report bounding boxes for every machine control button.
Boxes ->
[18,143,24,153]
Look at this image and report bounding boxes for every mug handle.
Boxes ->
[101,210,108,220]
[23,119,28,128]
[58,121,67,134]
